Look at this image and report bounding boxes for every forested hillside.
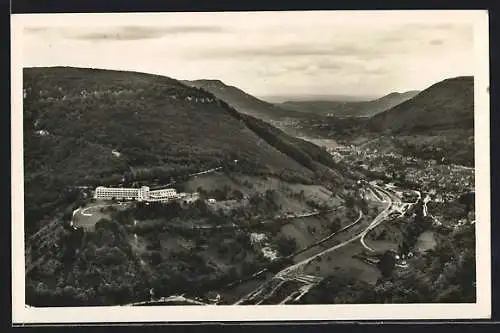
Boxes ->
[368,76,473,133]
[183,79,309,121]
[364,76,475,166]
[23,67,350,234]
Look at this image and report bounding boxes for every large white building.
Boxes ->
[94,186,178,202]
[147,188,178,202]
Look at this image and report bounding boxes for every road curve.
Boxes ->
[359,186,394,252]
[78,202,127,217]
[234,207,366,305]
[282,183,397,276]
[235,183,404,305]
[277,209,364,278]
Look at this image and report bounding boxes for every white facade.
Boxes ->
[94,186,142,200]
[94,186,178,202]
[148,188,178,202]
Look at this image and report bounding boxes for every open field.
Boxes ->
[186,173,341,208]
[279,206,354,250]
[184,172,246,193]
[296,234,382,285]
[362,239,399,253]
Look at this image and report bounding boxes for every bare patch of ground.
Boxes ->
[73,200,130,230]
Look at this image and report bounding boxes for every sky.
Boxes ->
[19,11,478,101]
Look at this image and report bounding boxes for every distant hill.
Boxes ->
[260,94,376,103]
[368,77,473,133]
[279,90,420,118]
[182,79,308,122]
[23,67,350,233]
[363,76,475,166]
[285,76,475,166]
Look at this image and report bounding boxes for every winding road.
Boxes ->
[277,209,364,278]
[359,185,398,252]
[79,162,417,306]
[73,202,128,217]
[111,182,408,307]
[235,182,405,305]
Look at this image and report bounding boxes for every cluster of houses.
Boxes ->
[405,167,473,202]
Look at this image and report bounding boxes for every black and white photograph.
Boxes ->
[11,10,490,323]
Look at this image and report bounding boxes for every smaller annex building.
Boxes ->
[94,186,178,202]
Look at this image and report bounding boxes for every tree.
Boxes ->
[241,261,257,276]
[345,196,355,208]
[329,217,341,233]
[216,243,229,256]
[458,192,475,217]
[274,236,298,257]
[148,251,162,266]
[227,267,238,281]
[377,251,396,278]
[249,193,262,206]
[62,210,73,222]
[419,216,434,230]
[232,189,244,201]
